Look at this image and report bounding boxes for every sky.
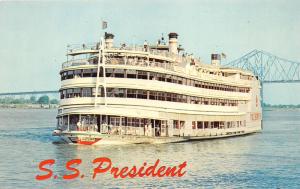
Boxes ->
[0,0,299,104]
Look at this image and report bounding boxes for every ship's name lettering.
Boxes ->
[35,157,187,180]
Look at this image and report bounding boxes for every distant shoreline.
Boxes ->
[0,104,299,111]
[0,104,58,109]
[263,107,300,111]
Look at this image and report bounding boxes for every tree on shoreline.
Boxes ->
[37,95,49,105]
[30,96,37,104]
[0,96,59,105]
[50,99,59,104]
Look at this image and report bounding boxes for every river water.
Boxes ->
[0,108,299,188]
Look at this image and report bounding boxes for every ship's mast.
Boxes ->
[102,37,107,106]
[95,28,107,107]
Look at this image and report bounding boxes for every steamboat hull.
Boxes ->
[56,126,262,145]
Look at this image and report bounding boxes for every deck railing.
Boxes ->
[67,43,99,52]
[62,58,93,68]
[67,44,177,59]
[62,55,101,68]
[61,59,250,85]
[62,56,177,71]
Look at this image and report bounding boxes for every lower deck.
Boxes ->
[56,113,261,138]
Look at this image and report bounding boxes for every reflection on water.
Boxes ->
[0,109,299,188]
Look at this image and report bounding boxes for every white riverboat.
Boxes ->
[53,31,262,145]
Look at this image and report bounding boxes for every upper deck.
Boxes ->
[62,32,255,86]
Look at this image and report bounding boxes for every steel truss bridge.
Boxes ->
[0,50,299,103]
[225,49,300,83]
[224,49,300,103]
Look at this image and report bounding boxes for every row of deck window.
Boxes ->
[59,114,245,130]
[60,87,240,106]
[191,120,246,129]
[61,68,250,93]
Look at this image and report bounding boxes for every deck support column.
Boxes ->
[67,114,70,131]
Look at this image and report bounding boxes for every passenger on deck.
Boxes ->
[157,39,161,46]
[120,43,126,50]
[144,40,148,52]
[77,121,81,131]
